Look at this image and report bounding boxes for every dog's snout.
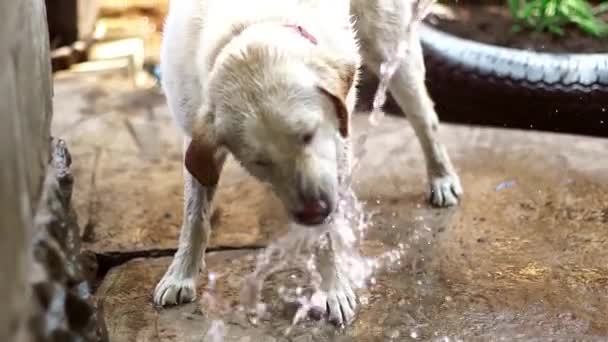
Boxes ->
[294,196,331,226]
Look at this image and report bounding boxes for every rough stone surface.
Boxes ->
[0,0,52,340]
[94,110,608,341]
[29,139,108,342]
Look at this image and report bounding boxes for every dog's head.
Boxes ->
[186,42,357,226]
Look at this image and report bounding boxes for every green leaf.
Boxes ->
[509,0,522,17]
[548,23,565,35]
[506,0,608,38]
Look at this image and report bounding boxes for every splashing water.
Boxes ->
[206,320,226,342]
[239,173,383,331]
[368,0,436,127]
[200,272,233,341]
[217,0,436,338]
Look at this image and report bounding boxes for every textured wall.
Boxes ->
[0,0,53,340]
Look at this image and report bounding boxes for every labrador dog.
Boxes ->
[154,0,463,325]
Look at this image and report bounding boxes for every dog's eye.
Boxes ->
[254,159,272,168]
[301,132,315,145]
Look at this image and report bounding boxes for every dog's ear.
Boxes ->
[185,109,221,187]
[311,57,357,138]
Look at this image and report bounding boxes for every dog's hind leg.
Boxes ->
[361,40,463,206]
[354,1,463,207]
[382,36,462,207]
[153,137,223,306]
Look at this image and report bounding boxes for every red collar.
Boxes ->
[283,24,318,45]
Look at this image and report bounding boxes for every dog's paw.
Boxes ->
[153,271,197,306]
[310,277,358,326]
[429,172,463,207]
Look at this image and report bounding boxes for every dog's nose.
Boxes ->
[294,198,331,226]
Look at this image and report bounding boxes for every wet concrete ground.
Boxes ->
[52,73,608,341]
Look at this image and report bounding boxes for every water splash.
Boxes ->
[238,175,412,333]
[201,272,230,342]
[368,0,436,126]
[239,225,326,317]
[206,320,226,342]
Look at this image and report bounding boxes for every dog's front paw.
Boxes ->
[310,275,358,326]
[429,172,463,207]
[153,270,197,306]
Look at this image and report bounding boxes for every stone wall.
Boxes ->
[0,0,53,340]
[1,1,105,341]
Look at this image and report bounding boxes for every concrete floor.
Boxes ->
[52,73,608,341]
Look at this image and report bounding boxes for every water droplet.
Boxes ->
[206,320,225,342]
[209,272,218,282]
[386,329,400,339]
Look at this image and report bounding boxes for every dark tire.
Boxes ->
[419,24,608,137]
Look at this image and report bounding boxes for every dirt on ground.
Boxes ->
[428,2,608,53]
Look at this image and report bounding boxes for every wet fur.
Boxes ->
[154,0,463,326]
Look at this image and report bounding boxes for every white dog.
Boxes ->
[154,0,462,325]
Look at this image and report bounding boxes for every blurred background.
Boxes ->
[47,0,167,84]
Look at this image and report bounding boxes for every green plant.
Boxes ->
[508,0,608,37]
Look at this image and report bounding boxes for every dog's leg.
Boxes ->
[312,234,358,326]
[366,36,463,207]
[153,137,220,306]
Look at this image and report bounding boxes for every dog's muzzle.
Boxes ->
[293,196,331,226]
